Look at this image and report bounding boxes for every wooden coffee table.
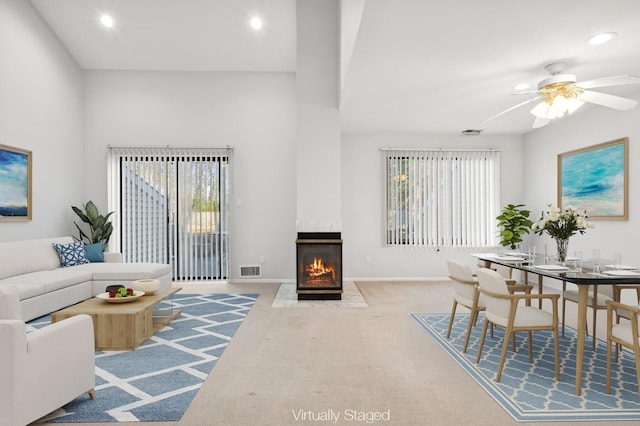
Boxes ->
[51,287,182,351]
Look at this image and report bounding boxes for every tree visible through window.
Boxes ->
[384,149,500,248]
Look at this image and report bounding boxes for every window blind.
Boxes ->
[384,149,500,248]
[108,146,232,280]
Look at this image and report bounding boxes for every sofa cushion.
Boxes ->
[53,241,90,267]
[74,262,171,281]
[0,282,46,301]
[0,269,93,300]
[84,241,104,262]
[0,236,73,280]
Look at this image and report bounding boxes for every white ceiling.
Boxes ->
[30,0,640,135]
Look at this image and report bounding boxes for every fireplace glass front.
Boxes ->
[296,232,342,300]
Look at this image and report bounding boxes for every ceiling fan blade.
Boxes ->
[578,90,638,110]
[578,75,640,89]
[532,117,550,128]
[482,96,541,123]
[512,90,539,95]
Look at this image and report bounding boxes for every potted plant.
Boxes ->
[72,200,114,250]
[496,203,533,250]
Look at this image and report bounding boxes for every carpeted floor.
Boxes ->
[411,312,640,422]
[27,280,639,426]
[29,293,257,423]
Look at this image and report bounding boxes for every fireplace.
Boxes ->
[296,232,342,300]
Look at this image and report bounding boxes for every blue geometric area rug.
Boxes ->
[411,313,640,422]
[28,293,258,423]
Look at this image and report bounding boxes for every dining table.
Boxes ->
[471,251,640,396]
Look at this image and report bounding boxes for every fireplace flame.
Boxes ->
[305,257,335,280]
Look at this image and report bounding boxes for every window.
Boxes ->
[108,147,231,280]
[384,149,500,248]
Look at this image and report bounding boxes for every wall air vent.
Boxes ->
[240,265,261,278]
[461,129,483,136]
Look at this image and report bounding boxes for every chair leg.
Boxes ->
[496,325,513,382]
[562,297,566,337]
[552,326,560,381]
[606,322,613,393]
[616,314,621,361]
[462,307,476,353]
[475,318,490,364]
[446,301,458,338]
[592,308,598,352]
[88,389,96,400]
[634,344,640,395]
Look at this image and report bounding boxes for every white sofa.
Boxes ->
[0,287,96,426]
[0,236,172,321]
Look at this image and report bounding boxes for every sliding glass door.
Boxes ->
[108,147,231,280]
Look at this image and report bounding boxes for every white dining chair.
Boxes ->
[446,259,484,353]
[475,268,560,382]
[605,299,640,394]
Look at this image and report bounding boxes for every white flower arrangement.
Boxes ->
[531,204,594,240]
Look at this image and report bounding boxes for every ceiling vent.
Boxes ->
[461,129,483,136]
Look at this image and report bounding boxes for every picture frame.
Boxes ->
[0,144,32,221]
[557,137,628,220]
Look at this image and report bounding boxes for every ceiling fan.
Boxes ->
[484,62,640,128]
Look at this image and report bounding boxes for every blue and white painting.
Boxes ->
[0,146,30,218]
[560,140,626,218]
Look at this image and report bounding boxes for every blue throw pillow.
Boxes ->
[52,241,90,267]
[84,241,104,262]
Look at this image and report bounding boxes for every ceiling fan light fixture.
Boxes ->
[550,95,570,115]
[530,95,585,120]
[530,101,551,119]
[588,32,617,46]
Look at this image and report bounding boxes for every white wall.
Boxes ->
[0,0,84,242]
[522,96,640,270]
[82,71,297,280]
[341,132,524,279]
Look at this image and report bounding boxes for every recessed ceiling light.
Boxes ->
[588,32,617,45]
[100,14,114,28]
[513,83,530,91]
[250,16,263,30]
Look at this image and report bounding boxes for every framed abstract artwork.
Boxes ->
[0,144,32,221]
[557,137,628,220]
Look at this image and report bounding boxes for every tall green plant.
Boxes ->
[72,201,114,250]
[496,203,533,250]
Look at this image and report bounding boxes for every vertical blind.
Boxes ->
[384,149,500,248]
[107,146,231,280]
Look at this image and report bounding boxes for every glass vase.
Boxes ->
[555,237,569,264]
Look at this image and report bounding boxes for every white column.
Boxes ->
[296,0,342,232]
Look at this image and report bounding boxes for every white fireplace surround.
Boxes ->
[296,220,343,232]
